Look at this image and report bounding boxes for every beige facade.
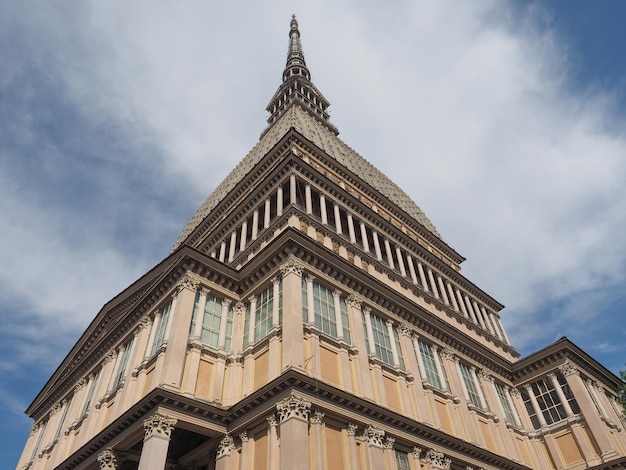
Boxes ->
[16,16,626,470]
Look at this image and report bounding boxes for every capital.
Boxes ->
[143,412,177,440]
[346,294,362,309]
[239,431,249,443]
[233,301,246,315]
[310,410,325,424]
[399,323,412,337]
[478,369,494,383]
[175,275,199,295]
[266,413,278,427]
[280,256,304,277]
[346,423,358,436]
[97,448,118,470]
[276,394,311,422]
[216,434,235,458]
[411,446,422,459]
[424,449,451,470]
[362,425,385,447]
[559,361,580,377]
[383,436,395,449]
[440,347,456,362]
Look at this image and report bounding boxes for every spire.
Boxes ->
[263,16,338,136]
[283,15,311,82]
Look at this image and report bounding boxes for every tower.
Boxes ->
[16,16,626,470]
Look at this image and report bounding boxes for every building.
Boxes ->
[16,16,626,470]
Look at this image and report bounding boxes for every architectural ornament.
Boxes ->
[97,448,118,470]
[411,447,422,459]
[233,301,246,315]
[510,388,520,399]
[478,369,494,383]
[280,256,304,277]
[222,298,232,308]
[559,361,580,377]
[399,323,412,337]
[216,434,235,458]
[424,449,452,470]
[346,423,358,436]
[276,394,311,422]
[362,425,385,447]
[247,294,257,305]
[440,347,456,362]
[383,436,395,449]
[266,414,278,427]
[75,377,87,391]
[310,410,325,424]
[174,275,198,297]
[239,431,249,443]
[51,402,62,415]
[143,412,177,440]
[346,294,362,309]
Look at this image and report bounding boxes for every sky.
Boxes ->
[1,1,625,466]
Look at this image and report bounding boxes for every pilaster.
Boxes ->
[280,257,305,369]
[276,394,311,470]
[137,412,177,470]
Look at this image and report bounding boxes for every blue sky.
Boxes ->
[1,1,625,466]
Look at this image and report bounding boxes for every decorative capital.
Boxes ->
[176,275,198,296]
[332,289,342,299]
[424,449,451,470]
[276,394,311,422]
[97,448,118,469]
[200,286,211,296]
[383,436,395,449]
[51,401,62,415]
[137,315,151,331]
[559,361,580,377]
[411,446,422,459]
[399,323,412,337]
[29,424,38,436]
[233,301,246,315]
[306,274,315,283]
[310,410,325,424]
[239,431,249,443]
[346,423,358,436]
[510,387,520,398]
[362,425,385,447]
[346,294,362,309]
[271,275,281,285]
[385,319,394,328]
[75,377,87,391]
[222,298,232,308]
[478,369,494,383]
[216,434,235,458]
[247,295,257,305]
[266,413,278,427]
[143,412,177,440]
[440,347,456,362]
[280,256,304,277]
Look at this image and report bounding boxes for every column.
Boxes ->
[333,290,344,339]
[445,282,459,311]
[215,434,235,470]
[504,387,522,427]
[362,308,376,356]
[310,411,325,470]
[406,254,418,285]
[463,295,477,324]
[437,275,450,305]
[247,295,258,346]
[161,277,198,387]
[383,437,396,469]
[306,275,316,324]
[346,295,374,399]
[333,203,342,234]
[277,395,311,470]
[426,268,439,299]
[252,208,259,240]
[144,312,161,359]
[496,316,511,344]
[547,373,574,417]
[239,431,250,469]
[280,257,305,369]
[239,220,248,252]
[455,289,468,318]
[217,299,232,349]
[347,212,356,243]
[362,425,385,470]
[523,383,547,428]
[431,346,447,391]
[228,230,237,262]
[471,367,488,410]
[267,415,279,469]
[416,261,429,292]
[559,361,620,459]
[372,231,383,261]
[386,320,401,368]
[277,185,284,216]
[346,424,359,469]
[305,184,312,214]
[137,412,177,470]
[360,221,369,253]
[290,174,297,206]
[320,194,328,225]
[395,247,406,276]
[97,448,119,470]
[480,306,496,335]
[264,197,271,228]
[219,241,226,263]
[472,301,487,329]
[192,289,209,341]
[272,277,281,328]
[411,447,423,470]
[383,238,395,269]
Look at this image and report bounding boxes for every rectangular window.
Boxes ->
[52,397,72,441]
[81,371,100,417]
[244,282,281,348]
[190,293,234,351]
[302,278,351,341]
[417,340,444,390]
[151,301,172,356]
[362,311,404,368]
[115,341,133,388]
[521,374,579,429]
[459,363,483,408]
[395,450,410,470]
[495,383,517,424]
